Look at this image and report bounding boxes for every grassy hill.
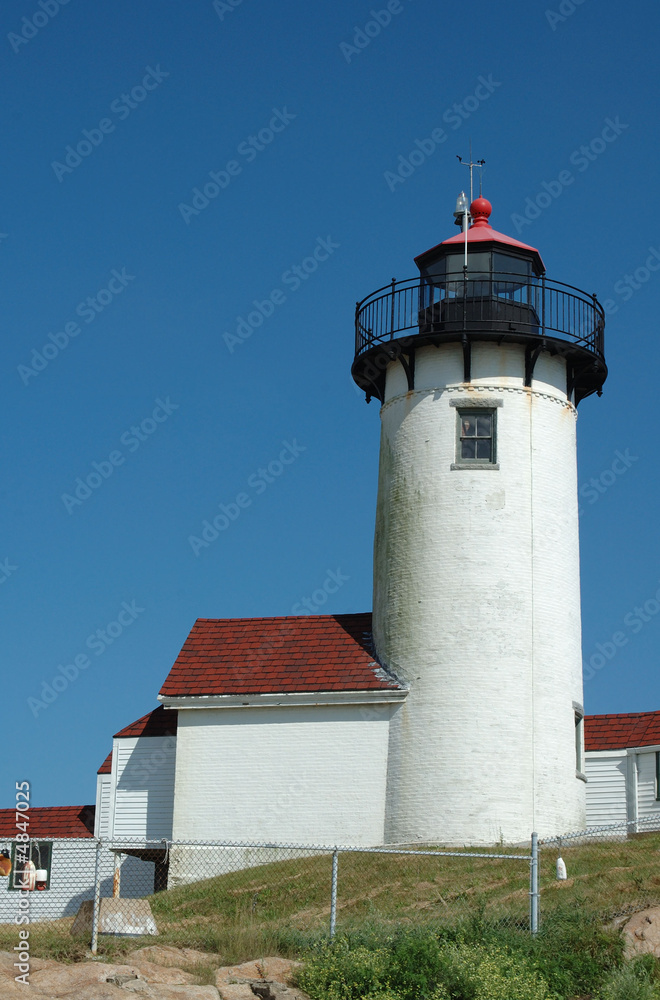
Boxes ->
[145,832,660,947]
[2,832,660,995]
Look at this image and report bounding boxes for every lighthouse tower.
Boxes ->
[352,194,606,845]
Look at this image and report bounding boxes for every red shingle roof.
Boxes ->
[585,711,660,751]
[113,706,178,739]
[159,613,402,697]
[0,806,95,839]
[97,752,112,774]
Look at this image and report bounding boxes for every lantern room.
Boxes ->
[415,195,544,282]
[352,196,607,406]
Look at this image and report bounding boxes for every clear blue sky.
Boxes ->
[2,0,659,809]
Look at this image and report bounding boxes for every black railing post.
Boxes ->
[592,294,599,353]
[390,278,396,339]
[541,274,546,338]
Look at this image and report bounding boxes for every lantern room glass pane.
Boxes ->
[466,252,490,281]
[493,252,531,278]
[493,252,532,296]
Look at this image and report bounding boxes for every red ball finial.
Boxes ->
[470,197,492,227]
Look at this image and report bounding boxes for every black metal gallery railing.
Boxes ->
[354,273,605,360]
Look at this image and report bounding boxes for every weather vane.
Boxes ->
[457,142,485,203]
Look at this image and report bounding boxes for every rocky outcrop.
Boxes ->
[622,906,660,958]
[0,950,309,1000]
[214,957,308,1000]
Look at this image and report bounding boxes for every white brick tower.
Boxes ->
[352,195,607,845]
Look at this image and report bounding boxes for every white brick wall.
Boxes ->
[171,704,392,845]
[375,341,585,845]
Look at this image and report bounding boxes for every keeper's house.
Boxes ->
[95,615,404,849]
[584,711,660,831]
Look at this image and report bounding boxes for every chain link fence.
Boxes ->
[539,813,660,928]
[5,822,659,956]
[0,836,535,954]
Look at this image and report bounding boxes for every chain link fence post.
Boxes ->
[90,838,103,955]
[529,831,539,935]
[329,848,339,940]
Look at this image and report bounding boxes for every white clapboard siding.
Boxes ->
[112,736,176,840]
[635,751,660,821]
[0,840,155,921]
[584,752,627,827]
[95,774,112,839]
[0,840,113,922]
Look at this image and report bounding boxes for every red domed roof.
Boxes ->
[414,197,545,271]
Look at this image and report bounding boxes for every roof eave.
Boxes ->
[158,688,408,710]
[587,742,660,754]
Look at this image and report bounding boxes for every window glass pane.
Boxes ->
[457,409,496,464]
[476,415,492,437]
[10,842,52,891]
[493,252,530,277]
[466,252,490,282]
[421,259,445,282]
[445,254,465,279]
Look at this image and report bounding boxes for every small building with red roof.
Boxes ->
[98,613,405,848]
[583,712,660,830]
[0,805,111,922]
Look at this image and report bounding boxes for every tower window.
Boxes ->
[575,710,584,774]
[452,408,498,469]
[460,412,493,460]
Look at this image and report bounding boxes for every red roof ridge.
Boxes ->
[193,612,373,623]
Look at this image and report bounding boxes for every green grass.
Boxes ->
[149,847,533,934]
[538,833,660,921]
